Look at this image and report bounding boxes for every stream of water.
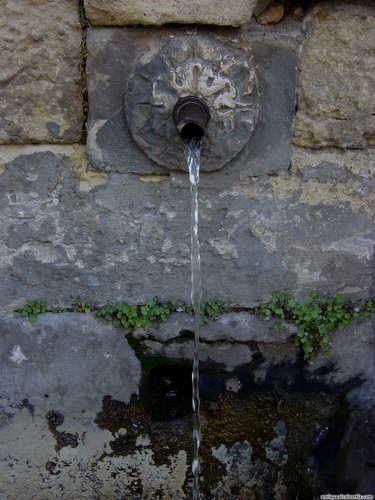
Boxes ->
[185,138,202,500]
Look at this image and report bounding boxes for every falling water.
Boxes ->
[185,138,202,500]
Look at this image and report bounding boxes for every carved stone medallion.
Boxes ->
[125,35,260,172]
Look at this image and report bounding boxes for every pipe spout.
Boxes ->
[173,96,210,142]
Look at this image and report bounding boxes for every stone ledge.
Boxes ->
[85,0,257,27]
[133,311,295,343]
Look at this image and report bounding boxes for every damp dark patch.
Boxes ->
[95,395,150,435]
[140,364,192,421]
[46,410,79,452]
[45,460,60,475]
[95,395,151,460]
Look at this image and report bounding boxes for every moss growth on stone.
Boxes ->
[92,384,341,497]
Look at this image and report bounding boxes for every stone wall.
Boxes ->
[0,1,374,498]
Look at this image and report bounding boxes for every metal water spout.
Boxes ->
[173,96,210,142]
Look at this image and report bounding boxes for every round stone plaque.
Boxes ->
[125,35,260,172]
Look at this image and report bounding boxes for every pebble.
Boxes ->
[257,2,284,25]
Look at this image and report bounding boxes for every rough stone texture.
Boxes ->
[86,28,297,176]
[0,313,342,499]
[125,35,260,172]
[0,407,188,499]
[85,0,257,27]
[0,145,373,313]
[0,313,141,413]
[294,2,375,148]
[0,1,83,144]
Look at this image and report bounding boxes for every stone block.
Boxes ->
[85,0,257,27]
[86,28,297,175]
[0,313,141,414]
[0,1,83,144]
[293,2,375,148]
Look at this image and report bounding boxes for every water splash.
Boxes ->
[185,138,202,500]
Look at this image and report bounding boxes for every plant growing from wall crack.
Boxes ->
[15,292,374,363]
[258,290,375,362]
[16,296,226,328]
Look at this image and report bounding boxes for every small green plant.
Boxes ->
[94,297,226,330]
[199,299,226,325]
[17,298,47,322]
[94,296,183,330]
[72,300,92,314]
[259,290,375,362]
[15,295,226,329]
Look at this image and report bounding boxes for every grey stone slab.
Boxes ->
[0,313,141,414]
[1,144,374,313]
[0,146,297,310]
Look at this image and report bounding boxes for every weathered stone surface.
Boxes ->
[294,2,375,148]
[266,147,375,295]
[256,2,284,24]
[85,0,257,27]
[0,407,188,499]
[0,313,141,413]
[86,28,297,176]
[0,145,373,313]
[0,1,83,144]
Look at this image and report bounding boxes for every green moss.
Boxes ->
[92,387,338,497]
